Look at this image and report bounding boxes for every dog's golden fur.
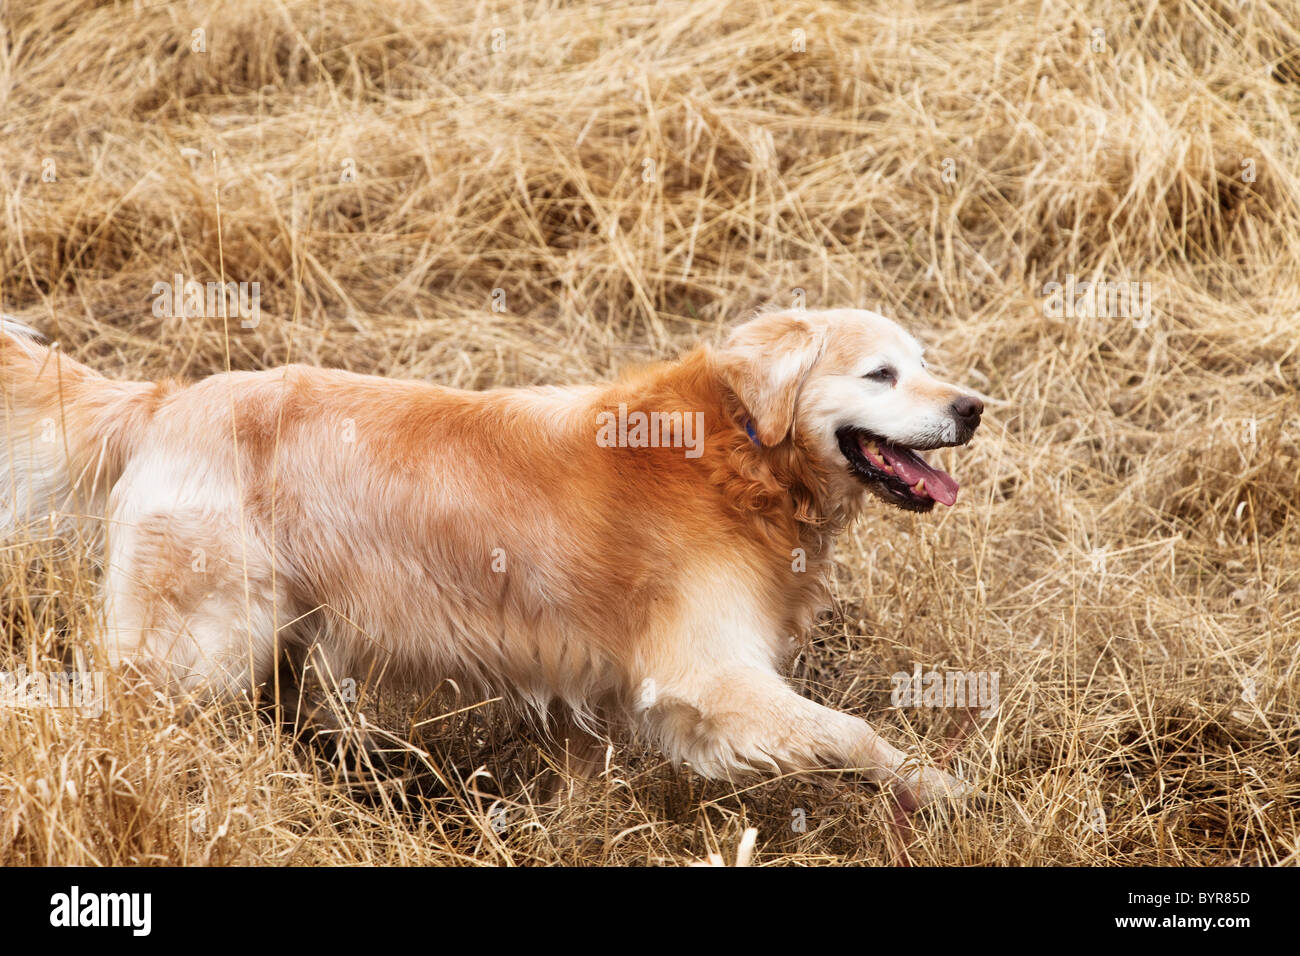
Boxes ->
[1,308,983,808]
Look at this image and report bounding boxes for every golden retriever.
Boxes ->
[0,308,983,809]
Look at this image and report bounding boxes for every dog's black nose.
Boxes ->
[951,394,983,424]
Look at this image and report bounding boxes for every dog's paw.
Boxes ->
[893,766,976,813]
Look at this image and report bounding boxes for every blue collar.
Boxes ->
[744,419,761,447]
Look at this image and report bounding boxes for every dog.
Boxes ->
[0,308,983,809]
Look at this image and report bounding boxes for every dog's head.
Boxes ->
[715,308,983,513]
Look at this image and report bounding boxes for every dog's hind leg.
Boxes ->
[275,640,396,769]
[100,509,281,706]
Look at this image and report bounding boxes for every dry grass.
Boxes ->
[2,0,1298,866]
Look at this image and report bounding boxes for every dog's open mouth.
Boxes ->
[836,427,960,513]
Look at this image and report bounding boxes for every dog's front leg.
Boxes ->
[647,668,969,810]
[526,703,612,802]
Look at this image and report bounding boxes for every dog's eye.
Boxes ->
[863,367,896,385]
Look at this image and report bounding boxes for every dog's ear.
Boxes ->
[714,313,824,446]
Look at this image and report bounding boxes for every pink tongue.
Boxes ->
[879,444,959,506]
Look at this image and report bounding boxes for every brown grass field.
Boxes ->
[1,0,1298,866]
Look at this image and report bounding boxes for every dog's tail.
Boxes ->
[1,317,163,535]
